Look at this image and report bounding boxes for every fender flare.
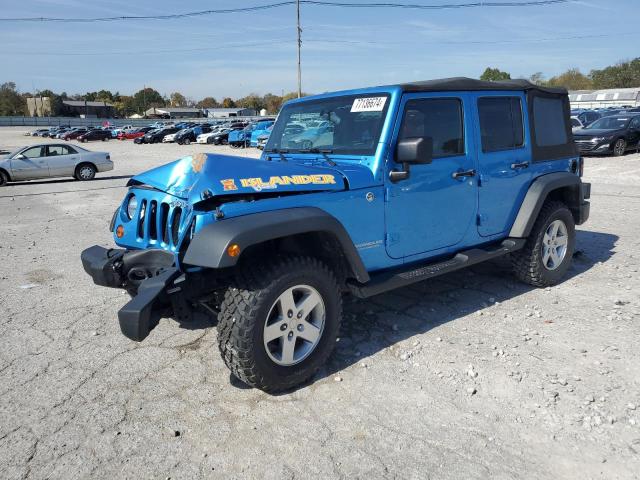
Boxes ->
[182,207,370,282]
[509,172,588,238]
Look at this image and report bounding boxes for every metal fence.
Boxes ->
[0,116,269,128]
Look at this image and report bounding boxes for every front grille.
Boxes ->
[133,194,188,250]
[574,140,596,152]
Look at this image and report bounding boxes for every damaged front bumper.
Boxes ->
[80,245,188,341]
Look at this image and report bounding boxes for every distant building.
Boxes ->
[145,107,202,119]
[569,87,640,109]
[205,107,258,118]
[60,100,115,118]
[26,97,53,117]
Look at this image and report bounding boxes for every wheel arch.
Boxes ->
[75,161,97,176]
[182,207,370,283]
[510,172,588,238]
[0,167,12,182]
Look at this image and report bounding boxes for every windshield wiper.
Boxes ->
[310,148,337,166]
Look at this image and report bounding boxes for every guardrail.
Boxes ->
[0,116,271,128]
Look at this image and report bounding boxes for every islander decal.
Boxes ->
[221,174,337,192]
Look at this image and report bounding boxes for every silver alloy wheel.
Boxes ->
[78,166,94,180]
[542,219,568,271]
[614,139,625,156]
[263,284,326,366]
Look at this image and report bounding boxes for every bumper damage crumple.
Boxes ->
[80,245,185,341]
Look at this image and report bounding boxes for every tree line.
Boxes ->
[480,57,640,90]
[0,85,306,117]
[2,57,639,117]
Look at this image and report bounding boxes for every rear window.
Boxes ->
[533,97,568,147]
[478,97,524,152]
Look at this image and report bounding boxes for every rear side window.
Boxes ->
[478,97,524,152]
[533,97,568,147]
[399,98,464,158]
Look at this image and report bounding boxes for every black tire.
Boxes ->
[511,201,575,287]
[0,170,8,187]
[612,138,626,156]
[184,138,191,145]
[217,256,342,392]
[75,163,96,181]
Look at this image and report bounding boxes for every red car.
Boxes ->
[61,128,89,140]
[117,127,153,140]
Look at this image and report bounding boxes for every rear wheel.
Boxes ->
[217,256,342,392]
[75,163,96,181]
[613,138,626,156]
[511,201,575,287]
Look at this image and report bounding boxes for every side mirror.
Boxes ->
[14,154,26,160]
[390,137,433,182]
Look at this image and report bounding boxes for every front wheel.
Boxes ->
[612,138,626,156]
[184,138,191,145]
[511,201,575,287]
[0,170,8,187]
[217,256,342,392]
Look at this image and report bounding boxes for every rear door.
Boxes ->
[473,92,532,237]
[10,146,48,180]
[385,93,478,258]
[628,116,640,148]
[46,144,79,177]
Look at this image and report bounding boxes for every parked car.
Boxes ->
[250,120,275,147]
[29,129,50,137]
[117,127,154,140]
[573,114,640,156]
[139,127,180,144]
[176,125,213,145]
[162,130,184,143]
[196,127,225,144]
[80,77,590,392]
[61,128,89,140]
[0,143,113,185]
[573,110,601,127]
[286,123,335,150]
[77,129,112,142]
[256,132,270,150]
[570,116,584,132]
[206,128,234,145]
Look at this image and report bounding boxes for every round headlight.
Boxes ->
[126,194,138,219]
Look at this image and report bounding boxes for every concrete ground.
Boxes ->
[0,127,639,479]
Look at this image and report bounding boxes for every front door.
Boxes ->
[473,93,532,237]
[385,94,477,259]
[10,146,48,180]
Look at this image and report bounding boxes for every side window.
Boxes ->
[399,98,464,158]
[630,117,640,129]
[533,96,569,147]
[571,118,580,127]
[47,145,66,156]
[21,146,44,158]
[478,96,524,152]
[65,145,77,154]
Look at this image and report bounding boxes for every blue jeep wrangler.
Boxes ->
[81,78,590,392]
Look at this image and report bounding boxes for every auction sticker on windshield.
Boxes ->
[351,97,387,112]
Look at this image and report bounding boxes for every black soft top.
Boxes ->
[396,77,567,95]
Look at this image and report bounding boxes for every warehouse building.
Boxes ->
[144,107,203,119]
[205,107,258,118]
[60,100,115,118]
[569,87,640,109]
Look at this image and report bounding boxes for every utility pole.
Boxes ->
[296,0,302,98]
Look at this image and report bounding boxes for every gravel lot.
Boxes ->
[1,126,639,479]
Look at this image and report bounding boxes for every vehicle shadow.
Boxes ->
[266,229,618,394]
[6,175,132,187]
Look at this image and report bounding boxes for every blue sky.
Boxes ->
[1,0,638,100]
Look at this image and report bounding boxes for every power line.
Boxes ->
[0,0,572,22]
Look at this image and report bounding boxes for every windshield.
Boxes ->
[266,93,390,155]
[586,116,631,130]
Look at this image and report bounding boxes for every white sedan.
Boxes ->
[0,143,113,186]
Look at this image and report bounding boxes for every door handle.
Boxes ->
[511,162,529,170]
[451,169,476,179]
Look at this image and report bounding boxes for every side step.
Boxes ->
[348,238,525,298]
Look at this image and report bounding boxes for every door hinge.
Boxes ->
[386,233,400,245]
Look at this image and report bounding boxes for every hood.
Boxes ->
[574,128,623,138]
[127,153,376,204]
